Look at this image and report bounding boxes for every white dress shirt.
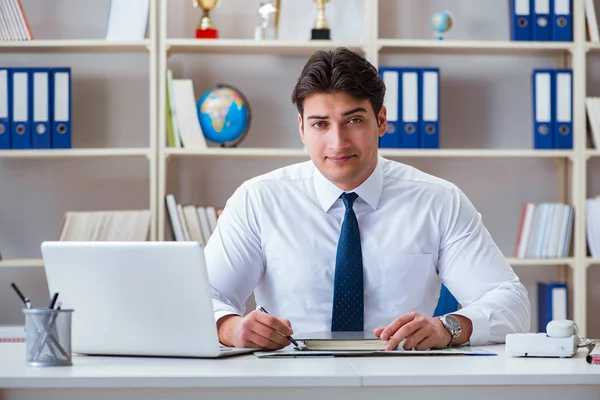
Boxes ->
[205,157,531,346]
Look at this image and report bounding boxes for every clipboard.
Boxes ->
[254,346,497,358]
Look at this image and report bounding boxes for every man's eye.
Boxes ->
[312,122,327,129]
[348,118,362,124]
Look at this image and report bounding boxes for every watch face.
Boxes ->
[445,315,460,330]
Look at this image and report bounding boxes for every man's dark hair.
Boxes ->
[291,47,386,119]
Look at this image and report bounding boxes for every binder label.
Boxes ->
[0,70,6,118]
[382,71,398,121]
[423,71,438,121]
[535,73,551,123]
[13,72,28,121]
[556,72,572,122]
[54,73,69,121]
[516,0,530,14]
[535,0,550,13]
[33,72,49,122]
[554,0,569,14]
[402,72,418,122]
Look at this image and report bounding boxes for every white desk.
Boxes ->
[1,343,599,400]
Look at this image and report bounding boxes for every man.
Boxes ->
[205,47,530,351]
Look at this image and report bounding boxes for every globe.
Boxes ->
[430,11,453,40]
[197,85,251,147]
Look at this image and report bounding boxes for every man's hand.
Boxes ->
[374,312,454,351]
[217,310,293,350]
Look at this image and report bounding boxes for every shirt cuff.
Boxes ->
[451,307,490,346]
[213,298,243,325]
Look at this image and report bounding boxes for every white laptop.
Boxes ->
[40,241,258,358]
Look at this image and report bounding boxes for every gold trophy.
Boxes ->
[311,0,330,40]
[193,0,219,39]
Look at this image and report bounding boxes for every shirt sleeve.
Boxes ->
[204,183,265,326]
[438,185,531,346]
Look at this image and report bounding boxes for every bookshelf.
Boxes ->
[0,0,159,273]
[2,0,597,336]
[154,0,596,337]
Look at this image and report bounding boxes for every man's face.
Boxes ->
[298,92,387,191]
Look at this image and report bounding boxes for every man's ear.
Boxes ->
[298,114,305,144]
[377,106,387,137]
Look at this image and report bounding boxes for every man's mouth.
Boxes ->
[327,155,355,163]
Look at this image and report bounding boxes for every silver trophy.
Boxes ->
[254,2,279,40]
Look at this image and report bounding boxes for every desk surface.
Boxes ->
[1,343,600,389]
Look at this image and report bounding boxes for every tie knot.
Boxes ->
[341,192,358,209]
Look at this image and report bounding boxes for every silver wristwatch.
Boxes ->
[438,314,461,347]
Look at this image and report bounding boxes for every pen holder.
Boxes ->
[23,308,74,367]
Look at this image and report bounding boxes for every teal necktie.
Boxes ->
[331,192,364,331]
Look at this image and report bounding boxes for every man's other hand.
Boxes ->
[374,312,451,350]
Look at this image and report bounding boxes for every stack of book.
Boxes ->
[514,202,574,258]
[0,0,32,41]
[165,194,221,246]
[58,210,151,241]
[165,69,207,149]
[586,97,600,148]
[586,197,600,257]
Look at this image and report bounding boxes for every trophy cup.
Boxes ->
[254,2,279,40]
[311,0,330,40]
[193,0,219,39]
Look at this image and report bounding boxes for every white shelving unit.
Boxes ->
[0,0,159,269]
[150,0,595,335]
[154,0,594,336]
[2,0,595,335]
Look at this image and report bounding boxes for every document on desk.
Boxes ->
[254,347,497,358]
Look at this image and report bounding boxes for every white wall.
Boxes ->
[1,0,598,337]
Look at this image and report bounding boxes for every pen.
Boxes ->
[259,306,300,347]
[48,292,59,309]
[11,282,32,309]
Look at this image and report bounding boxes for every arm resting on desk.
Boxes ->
[438,186,531,346]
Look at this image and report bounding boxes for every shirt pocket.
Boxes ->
[379,253,435,315]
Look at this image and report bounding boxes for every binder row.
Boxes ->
[378,66,440,149]
[510,0,572,41]
[532,68,572,149]
[0,67,71,150]
[0,0,32,41]
[514,202,574,259]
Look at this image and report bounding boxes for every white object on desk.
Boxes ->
[40,241,257,358]
[505,319,581,358]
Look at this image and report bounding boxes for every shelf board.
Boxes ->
[0,258,43,268]
[165,39,365,56]
[585,42,600,52]
[586,149,600,158]
[506,257,575,266]
[166,147,309,158]
[0,148,151,159]
[377,39,574,55]
[165,147,573,159]
[378,149,573,158]
[0,256,572,268]
[0,39,151,53]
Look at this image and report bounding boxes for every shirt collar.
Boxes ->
[313,157,383,212]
